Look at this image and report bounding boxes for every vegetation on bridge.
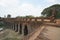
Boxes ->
[16,15,34,18]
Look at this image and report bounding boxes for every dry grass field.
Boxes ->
[0,29,23,40]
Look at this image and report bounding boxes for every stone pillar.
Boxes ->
[27,25,32,34]
[15,24,17,32]
[18,23,20,33]
[13,24,15,30]
[22,24,25,35]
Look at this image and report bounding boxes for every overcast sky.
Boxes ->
[0,0,60,17]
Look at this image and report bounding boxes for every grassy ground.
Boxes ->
[0,22,23,40]
[0,29,23,40]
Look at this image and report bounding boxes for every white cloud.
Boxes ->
[46,0,56,3]
[0,0,19,7]
[10,3,42,17]
[46,0,60,4]
[0,0,42,17]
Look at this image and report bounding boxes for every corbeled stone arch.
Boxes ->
[15,24,18,32]
[23,23,33,36]
[13,24,15,30]
[19,23,22,34]
[24,24,28,35]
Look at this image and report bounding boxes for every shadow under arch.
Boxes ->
[15,24,18,32]
[24,25,28,36]
[19,24,22,34]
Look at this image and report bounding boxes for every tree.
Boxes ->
[16,16,22,18]
[41,4,60,19]
[7,14,11,18]
[25,15,34,18]
[16,15,34,18]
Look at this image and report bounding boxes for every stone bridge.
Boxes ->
[0,18,60,40]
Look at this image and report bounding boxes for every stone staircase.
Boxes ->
[28,26,45,40]
[35,27,50,40]
[22,25,45,40]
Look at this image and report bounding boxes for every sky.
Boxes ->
[0,0,60,17]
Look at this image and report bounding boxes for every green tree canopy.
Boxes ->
[25,15,34,18]
[41,4,60,19]
[16,15,34,18]
[7,14,11,18]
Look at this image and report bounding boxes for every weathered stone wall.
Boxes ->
[1,18,60,37]
[56,19,60,24]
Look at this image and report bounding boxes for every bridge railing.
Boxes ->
[0,18,52,23]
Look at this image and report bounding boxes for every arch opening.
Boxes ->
[13,24,15,30]
[15,24,18,32]
[24,25,28,35]
[19,24,22,34]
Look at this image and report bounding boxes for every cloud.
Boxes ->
[46,0,60,4]
[0,0,19,7]
[10,3,42,17]
[46,0,56,3]
[0,2,42,17]
[0,0,55,17]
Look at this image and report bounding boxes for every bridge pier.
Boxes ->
[12,23,24,35]
[15,24,17,32]
[22,24,25,35]
[18,24,20,33]
[27,25,32,34]
[13,24,15,30]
